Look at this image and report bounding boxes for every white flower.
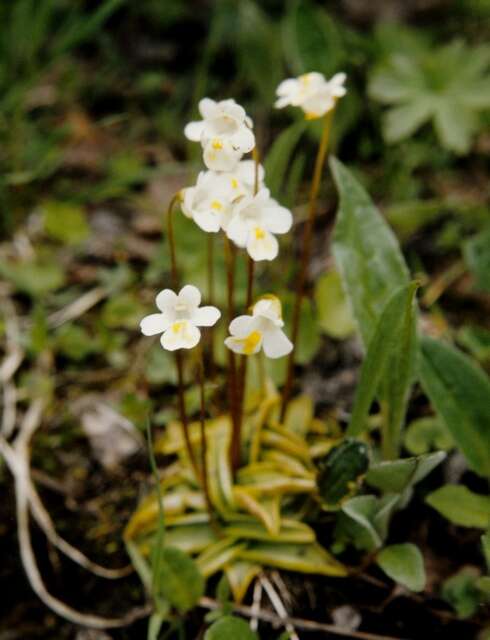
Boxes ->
[275,72,347,119]
[140,285,220,351]
[226,188,292,261]
[225,296,293,359]
[226,159,265,200]
[202,137,243,172]
[181,171,235,233]
[184,98,255,171]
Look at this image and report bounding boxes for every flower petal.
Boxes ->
[275,96,292,109]
[193,210,221,233]
[178,285,201,309]
[184,121,205,142]
[276,78,298,96]
[140,313,169,336]
[225,331,263,356]
[331,72,347,87]
[220,99,246,122]
[156,289,178,313]
[199,97,217,119]
[263,205,293,234]
[161,321,201,351]
[246,229,279,262]
[253,298,282,325]
[227,216,249,248]
[262,328,293,359]
[203,140,242,172]
[231,126,255,153]
[192,305,221,327]
[229,314,255,338]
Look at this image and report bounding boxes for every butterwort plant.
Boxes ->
[128,68,471,634]
[128,70,453,631]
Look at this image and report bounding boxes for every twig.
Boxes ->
[198,596,408,640]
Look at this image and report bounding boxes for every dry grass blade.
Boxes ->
[250,577,262,633]
[1,297,24,437]
[48,286,108,328]
[0,393,146,628]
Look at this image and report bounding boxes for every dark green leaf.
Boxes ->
[283,0,343,77]
[314,270,356,339]
[330,157,410,347]
[426,485,490,529]
[404,417,454,455]
[346,282,418,441]
[263,121,306,199]
[442,568,482,618]
[156,546,205,614]
[340,494,400,551]
[237,2,282,103]
[42,201,89,245]
[317,439,369,505]
[482,531,490,572]
[205,615,258,640]
[0,257,65,297]
[419,336,490,477]
[366,452,445,494]
[377,543,425,592]
[464,227,490,293]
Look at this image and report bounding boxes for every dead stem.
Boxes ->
[166,193,198,476]
[280,109,334,421]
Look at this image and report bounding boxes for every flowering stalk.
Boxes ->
[196,345,214,521]
[166,196,198,475]
[280,109,334,421]
[207,233,215,377]
[224,234,240,469]
[236,148,261,447]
